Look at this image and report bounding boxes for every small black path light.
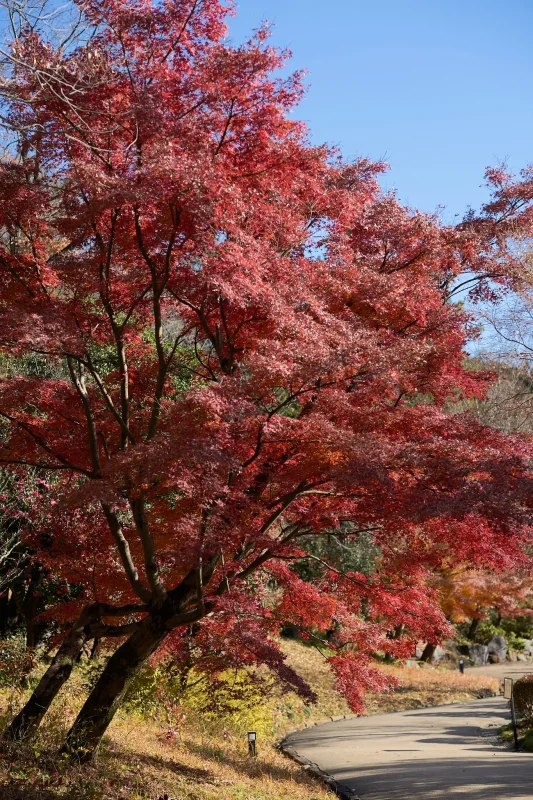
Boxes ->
[458,658,464,674]
[248,730,257,757]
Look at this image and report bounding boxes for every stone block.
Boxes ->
[487,635,507,663]
[459,643,489,666]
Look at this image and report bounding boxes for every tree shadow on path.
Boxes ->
[334,755,533,800]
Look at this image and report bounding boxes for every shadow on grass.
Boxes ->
[106,743,214,782]
[0,789,59,800]
[0,726,318,798]
[183,737,313,785]
[0,737,215,800]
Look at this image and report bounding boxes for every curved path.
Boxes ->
[283,664,533,800]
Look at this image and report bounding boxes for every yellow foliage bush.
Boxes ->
[124,661,275,741]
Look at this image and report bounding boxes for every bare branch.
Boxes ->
[101,503,152,604]
[129,496,167,606]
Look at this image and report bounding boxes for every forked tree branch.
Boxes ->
[101,504,152,604]
[129,495,167,606]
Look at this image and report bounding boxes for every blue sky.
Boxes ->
[229,1,533,222]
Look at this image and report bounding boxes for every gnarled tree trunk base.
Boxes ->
[63,612,168,762]
[4,606,98,742]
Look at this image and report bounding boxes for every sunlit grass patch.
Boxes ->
[365,663,500,714]
[278,639,500,720]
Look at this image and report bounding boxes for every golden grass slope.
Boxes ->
[0,639,500,800]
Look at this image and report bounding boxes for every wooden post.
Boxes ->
[504,678,519,751]
[511,692,519,751]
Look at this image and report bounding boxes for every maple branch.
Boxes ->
[194,302,233,377]
[227,526,309,587]
[193,329,219,381]
[166,286,200,313]
[94,602,149,616]
[224,521,382,595]
[241,423,265,470]
[195,558,205,616]
[386,249,427,274]
[158,0,199,68]
[0,458,83,472]
[91,621,143,638]
[134,207,181,438]
[66,356,101,474]
[0,410,91,476]
[379,245,389,272]
[166,291,225,377]
[121,284,152,327]
[445,272,504,301]
[175,94,211,121]
[213,98,235,157]
[165,603,215,630]
[263,379,340,420]
[83,353,137,445]
[91,208,135,451]
[129,496,167,606]
[213,483,309,595]
[101,504,152,604]
[292,526,382,539]
[293,554,371,591]
[115,334,132,451]
[0,253,37,299]
[149,214,182,437]
[55,106,113,167]
[262,481,309,529]
[166,556,221,626]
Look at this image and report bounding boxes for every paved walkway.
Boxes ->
[283,665,533,800]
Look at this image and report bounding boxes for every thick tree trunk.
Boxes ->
[63,612,168,762]
[0,592,9,636]
[4,607,95,742]
[420,643,436,663]
[25,615,36,651]
[89,637,100,661]
[12,565,41,651]
[0,589,19,637]
[468,617,480,640]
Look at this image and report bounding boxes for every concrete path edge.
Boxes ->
[278,735,362,800]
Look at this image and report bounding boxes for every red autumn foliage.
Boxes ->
[1,0,533,757]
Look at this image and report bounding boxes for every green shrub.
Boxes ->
[457,619,527,652]
[124,661,274,740]
[506,632,526,652]
[502,614,533,641]
[0,634,34,687]
[470,620,504,644]
[76,654,108,691]
[513,675,533,721]
[521,729,533,752]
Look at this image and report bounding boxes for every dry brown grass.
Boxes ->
[0,640,501,800]
[365,664,500,714]
[0,651,332,800]
[277,640,500,726]
[272,640,352,736]
[0,700,331,800]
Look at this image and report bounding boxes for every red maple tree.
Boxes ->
[0,0,532,759]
